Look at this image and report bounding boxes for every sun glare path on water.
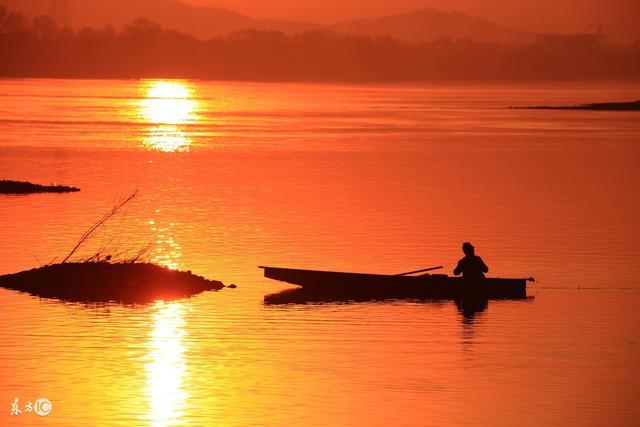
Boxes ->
[144,301,188,426]
[139,80,200,152]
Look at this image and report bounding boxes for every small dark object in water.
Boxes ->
[0,262,224,304]
[510,100,640,111]
[0,180,80,194]
[227,284,237,288]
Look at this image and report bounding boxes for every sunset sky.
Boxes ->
[186,0,640,33]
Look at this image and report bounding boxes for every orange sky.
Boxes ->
[185,0,640,34]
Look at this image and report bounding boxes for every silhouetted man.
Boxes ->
[453,242,489,280]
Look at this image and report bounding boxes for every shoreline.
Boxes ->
[0,180,80,194]
[510,100,640,111]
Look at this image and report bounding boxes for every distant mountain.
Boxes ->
[0,0,319,38]
[0,0,531,44]
[331,9,533,44]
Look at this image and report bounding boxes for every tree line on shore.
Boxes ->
[1,6,638,81]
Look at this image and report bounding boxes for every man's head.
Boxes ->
[462,242,475,256]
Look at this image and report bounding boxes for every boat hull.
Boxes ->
[260,266,529,299]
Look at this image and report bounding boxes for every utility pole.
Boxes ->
[49,0,71,28]
[588,19,604,36]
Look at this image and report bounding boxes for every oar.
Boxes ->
[396,266,443,276]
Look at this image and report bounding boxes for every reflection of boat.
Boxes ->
[263,287,534,323]
[260,266,533,300]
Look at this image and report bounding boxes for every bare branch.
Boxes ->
[62,191,137,263]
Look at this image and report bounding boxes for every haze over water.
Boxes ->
[0,78,639,425]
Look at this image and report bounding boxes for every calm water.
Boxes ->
[0,78,639,425]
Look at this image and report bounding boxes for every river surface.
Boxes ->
[0,78,639,426]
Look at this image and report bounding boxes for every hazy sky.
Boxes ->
[185,0,640,34]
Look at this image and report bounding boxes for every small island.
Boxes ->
[0,190,227,304]
[0,262,225,304]
[0,180,80,194]
[510,100,640,111]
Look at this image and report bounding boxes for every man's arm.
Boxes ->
[478,257,489,273]
[453,260,463,276]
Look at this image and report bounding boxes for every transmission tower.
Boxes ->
[49,0,71,28]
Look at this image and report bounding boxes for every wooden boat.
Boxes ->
[259,266,533,299]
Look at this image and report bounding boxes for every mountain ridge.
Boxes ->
[331,8,532,44]
[0,0,532,44]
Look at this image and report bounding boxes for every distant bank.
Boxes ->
[0,180,80,194]
[510,100,640,111]
[0,13,638,83]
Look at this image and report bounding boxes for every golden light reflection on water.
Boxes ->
[149,218,183,270]
[145,301,188,426]
[139,80,200,152]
